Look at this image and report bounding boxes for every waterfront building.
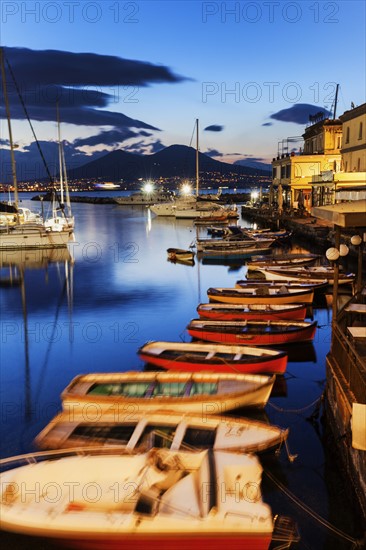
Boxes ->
[271,114,342,211]
[272,103,366,210]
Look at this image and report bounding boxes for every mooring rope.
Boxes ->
[268,394,323,415]
[264,469,361,547]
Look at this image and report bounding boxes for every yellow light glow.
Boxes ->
[181,183,192,196]
[143,182,154,194]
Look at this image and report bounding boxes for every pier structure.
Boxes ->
[311,202,366,521]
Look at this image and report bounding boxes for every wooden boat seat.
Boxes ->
[254,287,270,296]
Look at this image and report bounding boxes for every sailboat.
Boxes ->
[150,120,234,219]
[44,106,75,232]
[0,49,73,249]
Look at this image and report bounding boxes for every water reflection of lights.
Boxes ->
[146,207,152,233]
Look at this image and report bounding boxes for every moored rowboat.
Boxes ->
[197,302,307,321]
[61,370,276,412]
[34,410,289,455]
[207,286,314,305]
[247,253,320,269]
[235,279,328,292]
[187,319,317,346]
[138,341,288,374]
[167,248,195,262]
[249,266,355,285]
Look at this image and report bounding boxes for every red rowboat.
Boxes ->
[187,319,317,346]
[138,340,288,374]
[197,303,307,321]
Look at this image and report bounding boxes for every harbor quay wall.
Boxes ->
[324,355,366,524]
[240,205,365,257]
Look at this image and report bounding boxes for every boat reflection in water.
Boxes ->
[0,246,74,442]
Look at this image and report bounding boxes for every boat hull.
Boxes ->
[207,288,314,305]
[0,226,72,249]
[139,347,287,375]
[34,411,288,454]
[1,450,274,550]
[253,267,355,285]
[55,533,272,550]
[187,320,317,346]
[62,370,276,412]
[197,303,307,321]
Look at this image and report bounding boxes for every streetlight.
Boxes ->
[351,234,363,293]
[326,245,349,324]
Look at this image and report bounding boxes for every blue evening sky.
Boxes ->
[1,0,365,167]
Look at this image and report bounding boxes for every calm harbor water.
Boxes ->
[0,193,362,549]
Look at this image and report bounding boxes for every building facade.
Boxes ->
[271,117,342,211]
[272,104,366,209]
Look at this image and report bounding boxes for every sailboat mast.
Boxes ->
[57,103,64,205]
[333,84,339,120]
[196,118,199,197]
[0,47,19,209]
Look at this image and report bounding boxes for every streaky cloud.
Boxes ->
[74,129,138,147]
[3,47,190,86]
[270,104,332,124]
[205,148,224,157]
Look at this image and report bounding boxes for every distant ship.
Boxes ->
[95,182,120,190]
[115,188,174,206]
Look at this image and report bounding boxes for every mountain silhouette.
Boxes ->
[69,145,269,182]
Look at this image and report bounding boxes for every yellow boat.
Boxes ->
[207,286,314,305]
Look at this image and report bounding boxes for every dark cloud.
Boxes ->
[74,129,138,147]
[124,139,165,155]
[205,148,224,157]
[204,125,224,132]
[270,104,332,124]
[262,122,273,126]
[3,47,189,87]
[0,47,191,132]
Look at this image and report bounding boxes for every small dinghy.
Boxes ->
[61,370,276,413]
[0,448,299,550]
[187,319,317,346]
[138,340,288,374]
[167,248,195,262]
[34,410,289,455]
[197,302,307,321]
